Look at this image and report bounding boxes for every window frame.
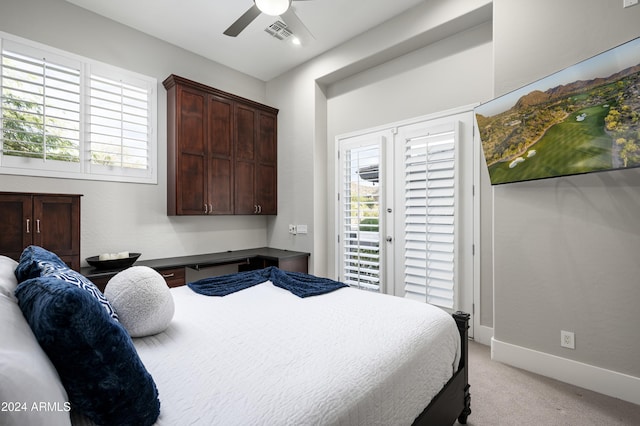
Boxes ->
[0,32,157,184]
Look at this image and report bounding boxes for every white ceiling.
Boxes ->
[65,0,426,81]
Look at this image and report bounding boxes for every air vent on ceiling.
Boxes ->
[265,21,293,40]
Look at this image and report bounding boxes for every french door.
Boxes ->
[336,132,393,293]
[336,108,474,326]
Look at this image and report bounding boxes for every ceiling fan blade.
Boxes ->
[223,4,262,37]
[281,7,314,45]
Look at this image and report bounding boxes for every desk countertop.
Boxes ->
[80,247,310,279]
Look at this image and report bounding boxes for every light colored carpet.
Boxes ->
[458,341,640,426]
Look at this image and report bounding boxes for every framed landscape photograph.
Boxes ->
[475,36,640,185]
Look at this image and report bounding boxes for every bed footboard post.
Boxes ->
[453,311,471,424]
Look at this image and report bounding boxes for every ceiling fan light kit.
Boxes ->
[255,0,291,16]
[224,0,314,44]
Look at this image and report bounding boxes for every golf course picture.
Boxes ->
[476,37,640,185]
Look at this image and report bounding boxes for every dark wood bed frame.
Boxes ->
[413,311,471,425]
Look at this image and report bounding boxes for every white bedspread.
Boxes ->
[76,281,460,425]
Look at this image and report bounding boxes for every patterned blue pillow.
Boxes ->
[15,276,160,426]
[39,260,118,321]
[15,246,118,321]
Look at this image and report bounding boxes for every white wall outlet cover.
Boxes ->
[561,330,575,349]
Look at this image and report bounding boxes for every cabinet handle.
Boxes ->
[258,205,262,214]
[209,204,213,214]
[161,273,175,278]
[26,219,30,234]
[36,219,41,234]
[204,204,208,214]
[254,205,258,214]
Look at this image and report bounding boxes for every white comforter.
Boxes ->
[76,281,460,425]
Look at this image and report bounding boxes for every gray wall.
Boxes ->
[0,0,271,263]
[492,0,640,376]
[326,22,493,135]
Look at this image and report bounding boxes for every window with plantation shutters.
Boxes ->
[0,32,157,183]
[402,123,457,309]
[87,69,153,178]
[337,136,384,292]
[1,40,82,171]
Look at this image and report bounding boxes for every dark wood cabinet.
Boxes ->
[234,105,277,215]
[0,192,81,270]
[164,74,277,216]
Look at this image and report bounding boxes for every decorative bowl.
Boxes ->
[86,253,141,270]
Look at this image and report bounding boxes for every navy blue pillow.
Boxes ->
[15,276,160,426]
[15,245,118,320]
[14,245,67,282]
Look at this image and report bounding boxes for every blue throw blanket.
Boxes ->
[187,266,347,298]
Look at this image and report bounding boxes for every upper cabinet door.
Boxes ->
[208,95,234,214]
[256,111,277,215]
[234,104,257,214]
[169,85,208,215]
[178,87,208,215]
[257,111,277,165]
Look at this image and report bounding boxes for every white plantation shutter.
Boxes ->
[0,40,81,171]
[403,123,457,309]
[338,136,383,292]
[87,69,153,178]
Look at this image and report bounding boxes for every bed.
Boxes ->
[0,247,471,426]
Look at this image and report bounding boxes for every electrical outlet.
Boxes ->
[288,224,297,235]
[561,330,575,349]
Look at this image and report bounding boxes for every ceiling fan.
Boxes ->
[224,0,314,45]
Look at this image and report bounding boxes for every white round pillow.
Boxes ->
[105,266,174,337]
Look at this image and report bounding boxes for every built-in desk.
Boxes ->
[81,247,310,291]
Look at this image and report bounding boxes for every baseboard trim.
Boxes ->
[472,324,493,346]
[491,338,640,406]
